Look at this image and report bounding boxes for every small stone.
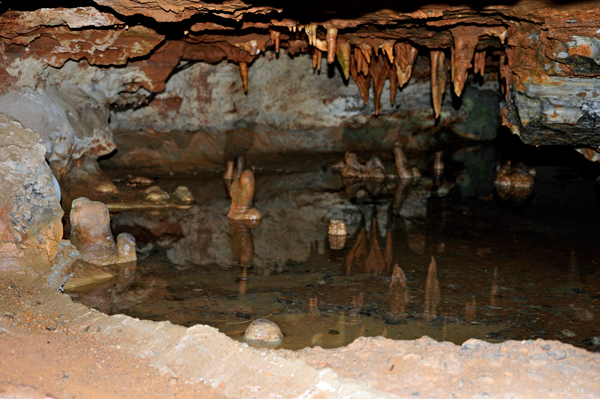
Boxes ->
[562,329,576,338]
[144,186,170,202]
[244,319,284,347]
[116,233,136,264]
[172,186,194,204]
[328,219,347,236]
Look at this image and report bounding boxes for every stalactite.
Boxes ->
[389,62,397,105]
[473,50,486,76]
[450,26,479,97]
[336,39,351,80]
[380,40,395,63]
[270,30,280,53]
[430,50,447,119]
[354,47,369,76]
[359,43,372,64]
[239,62,248,93]
[350,51,371,105]
[369,53,390,116]
[394,42,418,88]
[326,27,337,63]
[304,24,317,46]
[499,54,506,95]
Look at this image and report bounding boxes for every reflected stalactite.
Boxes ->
[490,266,499,307]
[309,296,318,313]
[387,264,410,323]
[423,256,440,320]
[365,218,385,275]
[465,298,476,323]
[345,227,367,274]
[407,233,426,255]
[392,177,411,215]
[350,292,364,317]
[494,162,535,203]
[393,141,413,179]
[384,229,393,270]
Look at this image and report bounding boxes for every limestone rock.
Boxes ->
[0,114,63,272]
[244,319,284,347]
[172,186,195,204]
[69,197,118,266]
[227,170,262,220]
[116,232,137,264]
[145,186,170,203]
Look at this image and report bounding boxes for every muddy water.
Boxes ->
[67,164,600,352]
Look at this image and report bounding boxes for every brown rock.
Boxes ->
[227,170,262,220]
[116,233,137,264]
[69,197,118,266]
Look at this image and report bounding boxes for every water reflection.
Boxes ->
[67,165,600,352]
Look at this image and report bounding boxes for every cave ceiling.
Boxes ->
[1,0,600,153]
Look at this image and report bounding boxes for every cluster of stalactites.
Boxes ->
[237,24,507,117]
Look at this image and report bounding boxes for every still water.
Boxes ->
[67,160,600,352]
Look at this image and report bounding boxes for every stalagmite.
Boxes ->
[350,52,371,105]
[239,62,249,93]
[336,39,351,80]
[359,43,372,63]
[369,53,390,116]
[380,40,395,63]
[430,50,447,119]
[270,30,280,53]
[326,27,337,63]
[394,42,418,88]
[473,50,486,76]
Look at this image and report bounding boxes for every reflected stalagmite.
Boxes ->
[228,169,262,220]
[392,178,412,215]
[365,218,385,275]
[229,219,260,267]
[342,152,366,178]
[393,142,413,179]
[494,162,535,202]
[423,256,440,320]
